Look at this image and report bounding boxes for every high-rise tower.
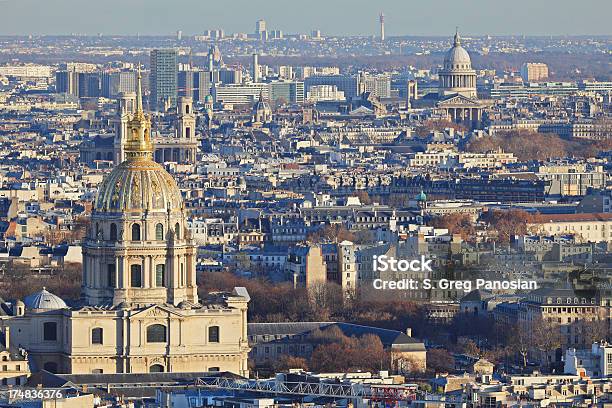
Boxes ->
[150,49,178,112]
[255,19,267,41]
[252,53,260,83]
[379,12,385,42]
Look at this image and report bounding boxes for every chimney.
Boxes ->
[406,327,412,337]
[4,327,9,349]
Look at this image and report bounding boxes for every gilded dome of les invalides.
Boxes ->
[94,159,183,212]
[94,71,183,213]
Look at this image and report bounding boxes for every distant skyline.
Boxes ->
[1,0,611,36]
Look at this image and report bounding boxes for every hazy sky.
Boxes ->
[1,0,611,36]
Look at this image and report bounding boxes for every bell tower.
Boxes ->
[114,91,136,165]
[177,97,196,140]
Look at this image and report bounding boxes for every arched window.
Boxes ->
[208,326,220,343]
[131,223,141,241]
[91,328,103,345]
[175,223,181,239]
[43,322,57,341]
[149,364,164,373]
[110,223,117,241]
[147,324,167,343]
[155,223,164,240]
[155,264,165,287]
[130,264,142,288]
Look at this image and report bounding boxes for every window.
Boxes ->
[155,223,164,241]
[131,223,141,241]
[208,326,220,343]
[130,264,142,288]
[91,328,103,345]
[92,369,103,374]
[186,127,191,138]
[208,367,220,372]
[155,264,165,287]
[175,223,181,239]
[107,264,116,288]
[149,364,164,373]
[147,324,167,343]
[110,223,117,240]
[43,322,57,341]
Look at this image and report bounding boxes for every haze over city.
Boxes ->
[1,0,611,36]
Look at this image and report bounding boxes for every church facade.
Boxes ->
[436,31,486,129]
[1,73,250,376]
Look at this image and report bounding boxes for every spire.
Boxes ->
[135,64,143,115]
[124,64,153,160]
[454,27,461,47]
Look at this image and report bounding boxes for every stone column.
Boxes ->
[140,257,147,288]
[113,257,119,288]
[121,256,128,288]
[148,256,154,288]
[172,254,179,289]
[94,259,100,288]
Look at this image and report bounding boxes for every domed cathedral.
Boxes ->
[436,30,485,129]
[86,73,197,307]
[0,73,251,376]
[251,92,272,127]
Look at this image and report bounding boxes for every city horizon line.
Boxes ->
[1,33,610,39]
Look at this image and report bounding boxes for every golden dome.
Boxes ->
[94,158,183,213]
[94,69,183,213]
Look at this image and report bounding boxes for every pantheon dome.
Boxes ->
[438,30,477,99]
[443,32,472,70]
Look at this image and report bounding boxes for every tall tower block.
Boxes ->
[379,12,385,42]
[252,53,260,83]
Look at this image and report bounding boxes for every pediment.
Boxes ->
[349,106,374,115]
[437,94,482,107]
[130,304,184,319]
